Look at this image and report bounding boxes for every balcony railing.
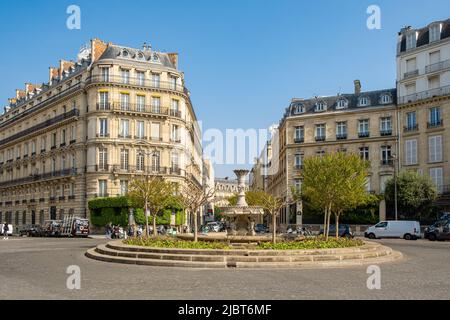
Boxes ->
[87,75,186,94]
[425,59,450,74]
[94,165,183,176]
[315,136,326,142]
[404,69,419,79]
[440,185,450,196]
[294,137,304,144]
[427,120,443,129]
[96,102,182,119]
[398,85,450,104]
[358,132,370,138]
[336,133,347,140]
[404,124,419,132]
[380,129,393,136]
[380,159,394,166]
[0,109,79,147]
[0,168,78,189]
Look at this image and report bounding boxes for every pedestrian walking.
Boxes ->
[3,222,9,240]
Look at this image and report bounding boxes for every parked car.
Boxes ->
[319,224,354,238]
[255,224,269,234]
[424,220,450,241]
[41,220,63,237]
[206,222,221,232]
[19,225,42,237]
[364,221,421,240]
[0,223,13,236]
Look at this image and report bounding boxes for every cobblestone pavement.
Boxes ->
[0,237,449,300]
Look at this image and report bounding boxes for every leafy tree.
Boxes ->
[301,153,371,240]
[128,177,178,237]
[178,179,215,242]
[227,190,268,207]
[259,194,285,244]
[384,171,438,221]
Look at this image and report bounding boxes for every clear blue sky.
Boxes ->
[0,0,449,178]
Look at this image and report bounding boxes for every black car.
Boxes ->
[424,220,450,241]
[255,224,269,234]
[319,224,354,238]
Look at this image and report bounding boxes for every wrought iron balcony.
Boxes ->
[294,137,304,144]
[404,124,419,132]
[398,85,450,104]
[425,59,450,74]
[0,109,79,148]
[380,159,394,166]
[427,120,443,129]
[315,136,326,142]
[358,132,370,138]
[0,168,78,188]
[336,133,347,140]
[380,129,393,136]
[94,165,183,177]
[404,69,419,79]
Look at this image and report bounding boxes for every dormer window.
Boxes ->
[429,24,441,43]
[406,32,416,50]
[358,97,370,107]
[336,99,348,110]
[315,101,327,112]
[122,50,129,57]
[381,94,392,104]
[137,52,145,60]
[293,104,304,114]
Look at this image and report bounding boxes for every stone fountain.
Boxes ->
[220,170,264,236]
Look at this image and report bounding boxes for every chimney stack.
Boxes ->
[354,80,361,95]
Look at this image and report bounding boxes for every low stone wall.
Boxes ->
[86,240,403,269]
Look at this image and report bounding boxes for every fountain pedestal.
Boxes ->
[220,170,264,237]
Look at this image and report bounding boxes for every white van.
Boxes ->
[365,221,421,240]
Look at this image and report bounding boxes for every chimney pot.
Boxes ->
[354,80,362,95]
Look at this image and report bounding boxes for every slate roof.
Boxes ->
[399,18,450,53]
[284,88,396,118]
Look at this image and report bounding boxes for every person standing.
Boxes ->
[3,222,9,240]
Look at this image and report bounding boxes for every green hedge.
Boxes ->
[89,196,185,227]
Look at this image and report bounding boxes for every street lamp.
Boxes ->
[390,153,398,221]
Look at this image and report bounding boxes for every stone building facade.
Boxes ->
[0,38,203,231]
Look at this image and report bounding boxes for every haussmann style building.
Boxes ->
[0,38,204,232]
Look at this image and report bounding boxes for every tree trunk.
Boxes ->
[326,207,332,241]
[272,212,277,244]
[335,213,340,239]
[145,201,149,238]
[152,214,157,237]
[193,212,198,242]
[323,208,328,239]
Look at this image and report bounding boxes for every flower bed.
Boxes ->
[123,237,364,250]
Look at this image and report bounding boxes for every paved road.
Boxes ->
[0,237,449,300]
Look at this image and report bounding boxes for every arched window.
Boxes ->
[122,50,129,57]
[293,104,304,114]
[336,99,348,109]
[381,94,392,104]
[315,101,327,112]
[359,97,370,107]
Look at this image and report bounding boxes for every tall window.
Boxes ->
[380,117,392,135]
[171,99,179,116]
[121,69,130,84]
[429,107,441,126]
[152,152,160,171]
[406,33,416,50]
[71,126,76,142]
[99,118,108,137]
[293,179,302,191]
[294,154,303,169]
[99,148,108,170]
[152,73,160,88]
[151,123,160,141]
[294,126,304,142]
[41,136,46,152]
[336,122,347,139]
[61,129,66,145]
[151,97,160,113]
[170,76,177,90]
[429,135,443,163]
[120,119,130,138]
[171,124,180,142]
[136,121,145,139]
[429,24,441,43]
[98,180,108,197]
[136,95,145,112]
[358,119,370,136]
[120,180,128,196]
[120,93,130,111]
[430,168,443,193]
[99,92,109,109]
[120,149,129,170]
[315,124,326,140]
[171,151,179,172]
[136,152,144,171]
[136,71,145,86]
[101,67,110,82]
[405,139,418,165]
[70,183,75,197]
[381,146,392,165]
[406,112,417,130]
[359,147,370,161]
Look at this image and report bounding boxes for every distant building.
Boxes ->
[214,177,249,207]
